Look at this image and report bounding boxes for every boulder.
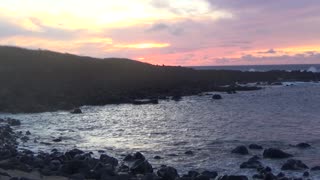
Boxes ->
[124,152,153,175]
[295,143,311,148]
[263,148,292,159]
[6,118,21,126]
[185,150,194,155]
[240,158,263,169]
[281,159,308,170]
[212,94,222,100]
[99,154,118,166]
[157,166,179,180]
[71,108,82,114]
[231,146,249,155]
[200,170,218,179]
[311,166,320,171]
[218,175,248,180]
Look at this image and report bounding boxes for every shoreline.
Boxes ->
[1,118,320,180]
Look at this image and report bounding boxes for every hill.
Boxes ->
[0,46,318,113]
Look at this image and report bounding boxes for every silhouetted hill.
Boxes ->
[0,46,318,113]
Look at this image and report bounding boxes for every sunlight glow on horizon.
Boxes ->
[0,0,319,65]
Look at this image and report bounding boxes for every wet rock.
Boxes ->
[59,160,90,176]
[65,149,84,159]
[132,99,159,105]
[7,118,21,126]
[212,94,222,100]
[187,170,199,177]
[281,159,309,170]
[295,143,311,148]
[263,148,293,159]
[98,150,105,153]
[0,158,33,172]
[303,171,309,177]
[277,172,285,178]
[240,158,263,169]
[218,175,248,180]
[311,166,320,171]
[124,152,153,175]
[172,95,182,101]
[20,136,29,142]
[200,170,218,179]
[25,131,31,135]
[249,144,263,150]
[157,166,179,180]
[52,138,62,142]
[252,174,263,179]
[100,154,118,166]
[185,150,194,155]
[71,108,82,114]
[154,156,162,159]
[231,146,249,155]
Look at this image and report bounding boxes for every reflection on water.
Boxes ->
[2,82,320,177]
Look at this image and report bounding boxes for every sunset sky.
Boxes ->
[0,0,320,66]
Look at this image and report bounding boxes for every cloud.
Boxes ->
[257,49,277,54]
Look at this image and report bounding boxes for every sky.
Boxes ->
[0,0,320,66]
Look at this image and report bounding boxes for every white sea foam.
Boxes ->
[307,66,318,73]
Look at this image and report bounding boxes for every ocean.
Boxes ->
[1,82,320,179]
[190,64,320,72]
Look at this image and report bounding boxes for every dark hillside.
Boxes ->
[0,46,318,113]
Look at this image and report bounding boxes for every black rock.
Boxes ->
[71,108,82,114]
[263,148,293,159]
[231,146,249,155]
[200,170,218,179]
[277,172,285,178]
[311,166,320,171]
[99,154,118,166]
[240,158,263,169]
[252,174,263,179]
[154,155,162,159]
[6,118,21,126]
[185,150,194,155]
[212,94,222,100]
[218,175,248,180]
[281,159,309,170]
[52,138,62,142]
[248,144,263,150]
[295,143,311,148]
[303,171,309,177]
[187,170,199,177]
[130,159,153,174]
[25,131,31,135]
[172,95,182,101]
[157,166,179,180]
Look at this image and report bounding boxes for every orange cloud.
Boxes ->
[114,43,170,49]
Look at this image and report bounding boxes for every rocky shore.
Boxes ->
[1,118,319,180]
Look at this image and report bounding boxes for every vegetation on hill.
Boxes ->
[0,46,318,113]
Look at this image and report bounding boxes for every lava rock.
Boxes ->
[157,166,179,180]
[295,143,311,148]
[52,138,62,142]
[281,159,309,170]
[200,170,218,179]
[6,118,21,126]
[231,146,249,155]
[303,171,309,177]
[124,152,153,175]
[240,158,263,169]
[248,144,263,150]
[154,156,162,159]
[71,108,82,114]
[212,94,222,100]
[218,175,248,180]
[263,148,292,159]
[99,154,118,166]
[185,150,194,155]
[311,166,320,171]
